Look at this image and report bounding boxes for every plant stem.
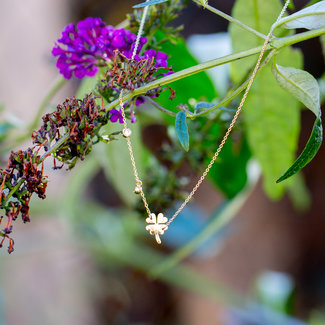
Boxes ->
[115,19,129,29]
[3,133,70,205]
[3,180,24,205]
[105,45,271,111]
[191,49,277,118]
[253,0,261,41]
[99,228,245,308]
[104,27,324,115]
[15,76,66,142]
[2,27,324,210]
[272,26,325,48]
[193,0,267,40]
[39,133,70,162]
[149,162,259,277]
[135,47,268,93]
[31,76,66,133]
[145,97,176,116]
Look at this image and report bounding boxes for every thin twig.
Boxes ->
[15,76,66,143]
[192,0,267,40]
[145,97,177,117]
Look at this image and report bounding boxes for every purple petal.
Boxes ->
[135,97,145,106]
[110,114,119,123]
[131,114,137,123]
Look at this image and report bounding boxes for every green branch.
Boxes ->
[145,97,177,116]
[272,27,325,49]
[2,25,324,215]
[104,27,325,115]
[15,76,66,143]
[191,49,277,118]
[3,180,24,206]
[150,162,259,277]
[39,133,70,163]
[3,133,70,206]
[193,0,267,40]
[105,45,271,111]
[1,76,67,156]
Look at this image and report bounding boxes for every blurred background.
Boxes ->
[0,0,324,324]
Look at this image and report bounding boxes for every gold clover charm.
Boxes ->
[145,213,168,244]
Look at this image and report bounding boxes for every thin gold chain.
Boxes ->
[119,0,291,231]
[119,92,151,216]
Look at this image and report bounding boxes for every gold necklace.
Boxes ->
[119,0,291,244]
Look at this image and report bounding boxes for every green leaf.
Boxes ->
[273,1,325,31]
[277,118,323,183]
[133,0,168,8]
[287,1,295,11]
[243,48,303,199]
[229,0,283,83]
[175,111,189,151]
[194,102,235,113]
[208,137,251,199]
[156,34,218,122]
[230,0,304,199]
[194,102,215,111]
[272,60,323,183]
[272,64,320,116]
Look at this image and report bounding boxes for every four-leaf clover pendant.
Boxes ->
[146,213,168,244]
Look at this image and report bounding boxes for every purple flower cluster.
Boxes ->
[53,17,174,125]
[52,17,147,79]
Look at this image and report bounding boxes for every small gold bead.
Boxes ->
[122,128,132,138]
[134,186,141,194]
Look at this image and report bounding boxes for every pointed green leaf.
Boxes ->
[277,118,323,182]
[133,0,168,8]
[194,102,215,111]
[230,0,305,199]
[194,102,236,115]
[272,64,320,116]
[242,47,303,199]
[272,60,323,183]
[273,1,325,30]
[175,111,189,151]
